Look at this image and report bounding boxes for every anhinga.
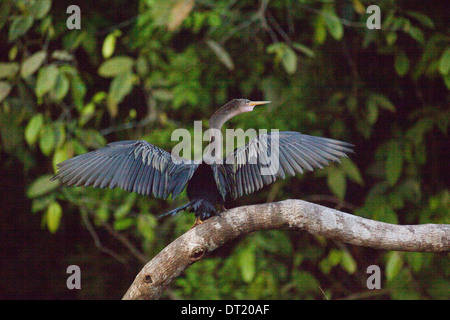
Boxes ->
[52,99,353,226]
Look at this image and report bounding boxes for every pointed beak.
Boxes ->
[248,101,271,106]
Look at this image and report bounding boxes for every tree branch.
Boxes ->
[122,199,450,300]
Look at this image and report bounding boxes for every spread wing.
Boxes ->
[224,131,354,199]
[52,140,198,199]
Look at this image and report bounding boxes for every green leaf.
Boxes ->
[114,217,135,231]
[293,271,320,293]
[74,128,106,149]
[386,141,403,186]
[51,50,73,61]
[78,103,95,126]
[0,81,12,103]
[370,93,396,112]
[25,113,44,145]
[113,193,136,219]
[405,25,424,44]
[50,71,70,101]
[0,62,20,79]
[46,200,62,233]
[395,52,410,77]
[341,158,364,185]
[267,43,284,57]
[405,11,435,29]
[386,251,403,280]
[397,179,421,202]
[152,89,173,102]
[102,33,117,59]
[267,42,297,73]
[328,249,342,266]
[21,51,47,78]
[136,56,149,76]
[206,40,234,71]
[323,6,344,40]
[52,142,73,172]
[405,252,423,273]
[95,201,110,224]
[31,195,55,213]
[352,0,365,14]
[327,167,346,200]
[53,122,66,149]
[39,124,56,156]
[319,255,333,274]
[136,214,156,242]
[70,139,88,155]
[341,250,357,274]
[366,97,379,124]
[98,56,134,78]
[385,32,397,46]
[114,204,132,220]
[36,65,59,97]
[167,0,195,31]
[292,42,315,58]
[30,0,52,20]
[281,46,297,74]
[27,174,59,198]
[109,70,134,104]
[92,91,107,104]
[438,47,450,75]
[70,74,87,110]
[237,243,256,283]
[314,15,327,44]
[9,15,34,41]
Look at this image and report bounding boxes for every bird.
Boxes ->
[52,99,353,227]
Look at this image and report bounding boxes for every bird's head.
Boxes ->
[228,99,271,114]
[209,99,271,130]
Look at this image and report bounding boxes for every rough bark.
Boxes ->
[122,199,450,300]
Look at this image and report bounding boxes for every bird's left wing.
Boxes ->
[224,131,354,199]
[52,140,198,199]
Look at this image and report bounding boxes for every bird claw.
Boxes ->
[191,205,226,228]
[191,216,204,229]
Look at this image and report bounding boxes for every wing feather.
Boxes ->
[52,140,198,199]
[225,131,353,198]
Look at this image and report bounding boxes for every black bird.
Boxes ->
[52,99,353,226]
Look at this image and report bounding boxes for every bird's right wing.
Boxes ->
[224,131,354,199]
[52,140,198,199]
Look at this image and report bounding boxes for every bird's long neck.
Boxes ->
[208,105,240,132]
[206,104,240,161]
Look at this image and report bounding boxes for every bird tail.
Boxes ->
[158,199,218,219]
[158,200,197,218]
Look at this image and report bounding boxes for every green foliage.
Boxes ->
[46,200,62,234]
[27,174,59,198]
[0,0,448,299]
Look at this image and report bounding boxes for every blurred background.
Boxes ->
[0,0,448,299]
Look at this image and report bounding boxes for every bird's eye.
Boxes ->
[244,99,250,104]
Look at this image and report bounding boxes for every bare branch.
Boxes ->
[122,199,450,300]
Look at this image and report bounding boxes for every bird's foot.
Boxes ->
[190,216,204,229]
